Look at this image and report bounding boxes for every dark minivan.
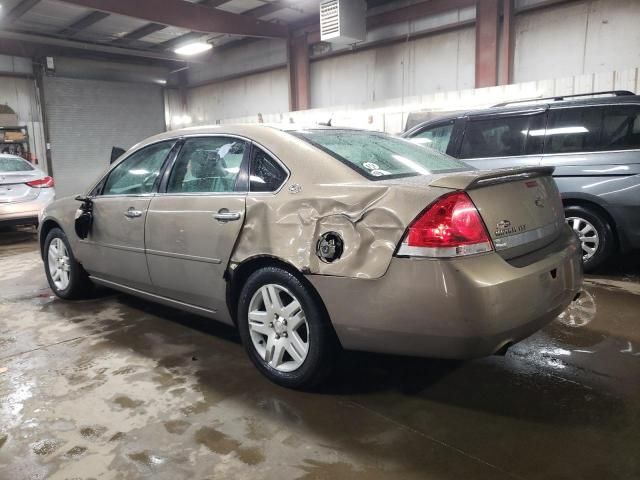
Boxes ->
[404,91,640,271]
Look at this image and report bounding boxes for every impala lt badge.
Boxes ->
[495,219,526,237]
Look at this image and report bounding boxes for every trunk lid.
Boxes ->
[432,166,565,259]
[0,171,41,203]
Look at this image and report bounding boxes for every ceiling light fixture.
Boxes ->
[174,42,213,56]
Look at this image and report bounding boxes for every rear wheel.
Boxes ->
[564,205,614,272]
[44,227,93,299]
[237,266,336,389]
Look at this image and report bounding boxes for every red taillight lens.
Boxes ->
[398,191,493,257]
[26,176,54,188]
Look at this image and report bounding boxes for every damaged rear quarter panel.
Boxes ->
[231,181,446,280]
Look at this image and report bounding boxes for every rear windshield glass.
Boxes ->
[0,157,33,172]
[292,129,470,180]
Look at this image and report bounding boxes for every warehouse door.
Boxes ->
[43,77,165,197]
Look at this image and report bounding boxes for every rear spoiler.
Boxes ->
[430,166,555,191]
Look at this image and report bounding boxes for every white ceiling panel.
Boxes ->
[14,0,91,33]
[217,0,266,14]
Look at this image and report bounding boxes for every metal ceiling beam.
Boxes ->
[367,0,475,30]
[0,29,199,63]
[0,0,41,24]
[55,0,289,38]
[58,11,110,37]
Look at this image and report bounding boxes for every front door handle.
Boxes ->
[213,209,241,222]
[124,207,142,219]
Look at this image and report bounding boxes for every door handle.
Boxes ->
[213,209,241,222]
[124,207,142,219]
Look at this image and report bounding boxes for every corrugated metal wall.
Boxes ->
[43,77,165,197]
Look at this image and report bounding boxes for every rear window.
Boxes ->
[0,156,33,172]
[292,129,469,180]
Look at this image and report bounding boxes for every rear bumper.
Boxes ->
[308,226,583,359]
[0,190,55,226]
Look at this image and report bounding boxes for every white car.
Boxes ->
[0,154,55,227]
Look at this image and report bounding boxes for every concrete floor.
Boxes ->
[0,227,638,480]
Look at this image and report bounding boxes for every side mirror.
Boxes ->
[110,146,126,164]
[74,195,94,239]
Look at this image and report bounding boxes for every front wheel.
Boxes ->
[237,267,337,389]
[44,227,93,299]
[564,205,614,272]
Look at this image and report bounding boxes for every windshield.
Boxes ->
[0,156,34,172]
[292,129,470,180]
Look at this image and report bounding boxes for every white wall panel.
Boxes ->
[514,0,640,83]
[187,68,289,125]
[310,27,475,109]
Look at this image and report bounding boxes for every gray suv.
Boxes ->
[404,91,640,271]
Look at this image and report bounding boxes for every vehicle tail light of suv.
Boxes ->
[396,191,493,258]
[26,176,54,188]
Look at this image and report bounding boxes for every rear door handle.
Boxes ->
[213,209,241,222]
[124,207,142,219]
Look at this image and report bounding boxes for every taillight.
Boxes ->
[26,176,54,188]
[397,191,493,258]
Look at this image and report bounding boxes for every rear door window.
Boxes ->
[544,107,603,154]
[411,122,454,153]
[167,137,247,194]
[459,114,545,159]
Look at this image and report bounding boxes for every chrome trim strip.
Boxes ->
[145,249,221,264]
[493,220,563,251]
[90,276,217,315]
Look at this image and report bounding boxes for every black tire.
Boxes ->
[237,266,337,389]
[43,227,93,299]
[564,205,615,272]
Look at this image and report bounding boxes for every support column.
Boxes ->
[288,33,310,112]
[499,0,514,85]
[475,0,500,88]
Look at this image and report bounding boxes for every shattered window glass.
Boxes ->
[293,129,469,180]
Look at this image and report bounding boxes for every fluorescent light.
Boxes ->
[174,42,213,56]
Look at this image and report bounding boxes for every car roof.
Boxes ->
[408,94,640,129]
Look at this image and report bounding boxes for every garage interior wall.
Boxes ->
[175,0,640,130]
[0,55,47,171]
[513,0,640,82]
[186,68,289,126]
[43,77,165,197]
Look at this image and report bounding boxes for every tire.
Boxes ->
[43,227,93,299]
[237,266,337,389]
[564,205,615,272]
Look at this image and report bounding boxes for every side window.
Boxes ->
[250,147,287,192]
[102,140,174,196]
[167,137,247,194]
[459,115,543,159]
[411,122,454,153]
[601,105,640,150]
[544,107,603,154]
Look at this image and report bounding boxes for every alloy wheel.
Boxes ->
[247,284,310,373]
[566,216,600,261]
[47,238,71,291]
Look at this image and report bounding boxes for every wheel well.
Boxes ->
[562,198,619,247]
[225,256,331,330]
[39,219,61,258]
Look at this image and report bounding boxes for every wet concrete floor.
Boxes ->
[0,226,638,479]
